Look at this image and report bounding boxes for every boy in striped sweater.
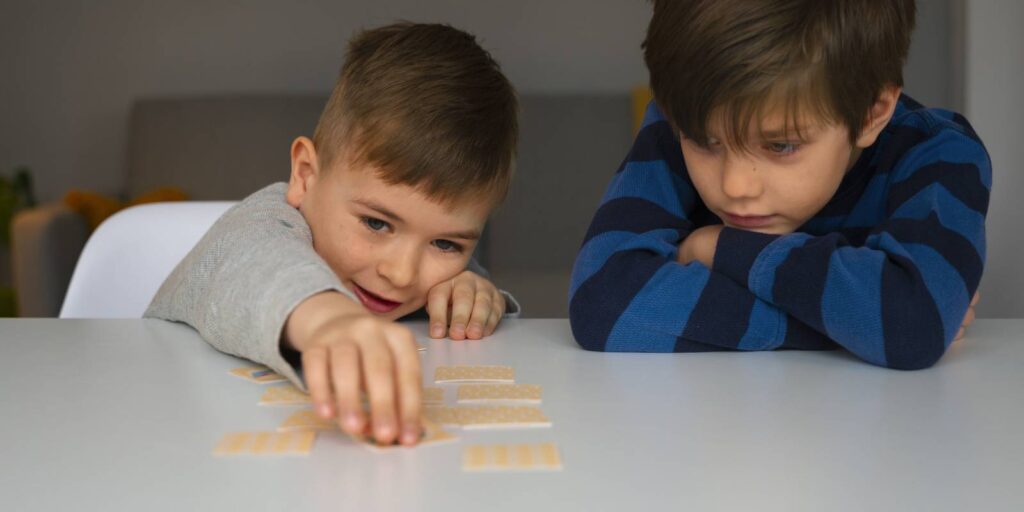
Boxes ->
[569,0,989,369]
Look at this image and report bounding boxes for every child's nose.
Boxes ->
[377,247,418,289]
[721,156,764,199]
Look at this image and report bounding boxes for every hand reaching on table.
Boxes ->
[283,291,422,446]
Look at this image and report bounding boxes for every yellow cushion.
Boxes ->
[63,187,188,231]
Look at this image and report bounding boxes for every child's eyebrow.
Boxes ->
[438,229,480,241]
[759,125,814,140]
[352,198,404,223]
[352,198,481,240]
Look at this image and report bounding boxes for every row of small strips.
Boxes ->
[434,365,515,384]
[229,366,287,383]
[422,387,445,403]
[213,431,316,456]
[277,410,337,432]
[259,384,311,405]
[423,406,551,428]
[456,384,542,403]
[462,443,563,471]
[352,388,443,407]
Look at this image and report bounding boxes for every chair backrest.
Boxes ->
[59,201,236,318]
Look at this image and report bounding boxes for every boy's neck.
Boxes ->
[845,148,864,174]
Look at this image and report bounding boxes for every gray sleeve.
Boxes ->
[145,183,354,390]
[499,290,521,318]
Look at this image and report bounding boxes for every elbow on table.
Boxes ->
[881,348,945,371]
[876,335,948,371]
[569,320,611,352]
[567,300,611,352]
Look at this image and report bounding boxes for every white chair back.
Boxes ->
[59,201,235,318]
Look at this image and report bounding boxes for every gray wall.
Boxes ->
[0,0,649,203]
[2,0,1020,317]
[1,1,964,202]
[905,0,963,110]
[965,1,1024,318]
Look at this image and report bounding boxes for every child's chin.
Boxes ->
[726,223,795,235]
[370,308,403,320]
[375,304,418,321]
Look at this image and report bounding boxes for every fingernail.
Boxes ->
[468,324,483,338]
[376,424,394,442]
[431,324,444,338]
[344,412,362,431]
[451,324,465,336]
[402,426,420,445]
[317,403,333,418]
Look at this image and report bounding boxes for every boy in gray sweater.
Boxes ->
[146,23,519,446]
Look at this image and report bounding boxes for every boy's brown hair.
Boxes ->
[313,22,518,205]
[643,0,916,150]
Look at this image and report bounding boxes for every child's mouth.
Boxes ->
[352,284,402,314]
[723,212,776,229]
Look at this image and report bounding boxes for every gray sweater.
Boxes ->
[145,183,517,388]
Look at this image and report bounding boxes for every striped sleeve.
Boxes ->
[568,103,835,354]
[712,114,990,370]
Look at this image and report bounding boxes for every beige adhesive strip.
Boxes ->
[423,405,551,429]
[515,444,534,468]
[251,432,273,454]
[277,409,337,432]
[228,366,287,384]
[462,443,563,471]
[214,432,251,455]
[434,365,515,384]
[213,431,316,456]
[291,431,316,453]
[422,387,445,403]
[466,445,487,467]
[259,384,311,406]
[494,445,510,466]
[457,384,542,404]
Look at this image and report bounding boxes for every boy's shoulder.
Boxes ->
[239,182,291,208]
[227,182,291,214]
[885,95,984,150]
[215,182,312,239]
[874,94,988,178]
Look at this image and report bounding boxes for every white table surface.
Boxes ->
[1,318,1022,511]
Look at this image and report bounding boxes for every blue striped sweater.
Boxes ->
[569,95,991,370]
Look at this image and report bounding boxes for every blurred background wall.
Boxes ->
[1,0,1020,317]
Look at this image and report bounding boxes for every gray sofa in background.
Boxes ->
[12,94,632,317]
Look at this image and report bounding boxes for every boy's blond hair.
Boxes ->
[314,22,518,205]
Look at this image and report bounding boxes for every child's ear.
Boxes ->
[855,84,902,149]
[287,136,320,208]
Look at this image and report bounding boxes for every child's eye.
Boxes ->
[681,132,719,152]
[699,137,723,153]
[765,142,799,155]
[361,216,390,233]
[432,239,463,253]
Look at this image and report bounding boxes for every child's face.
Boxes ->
[288,152,492,321]
[680,113,860,235]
